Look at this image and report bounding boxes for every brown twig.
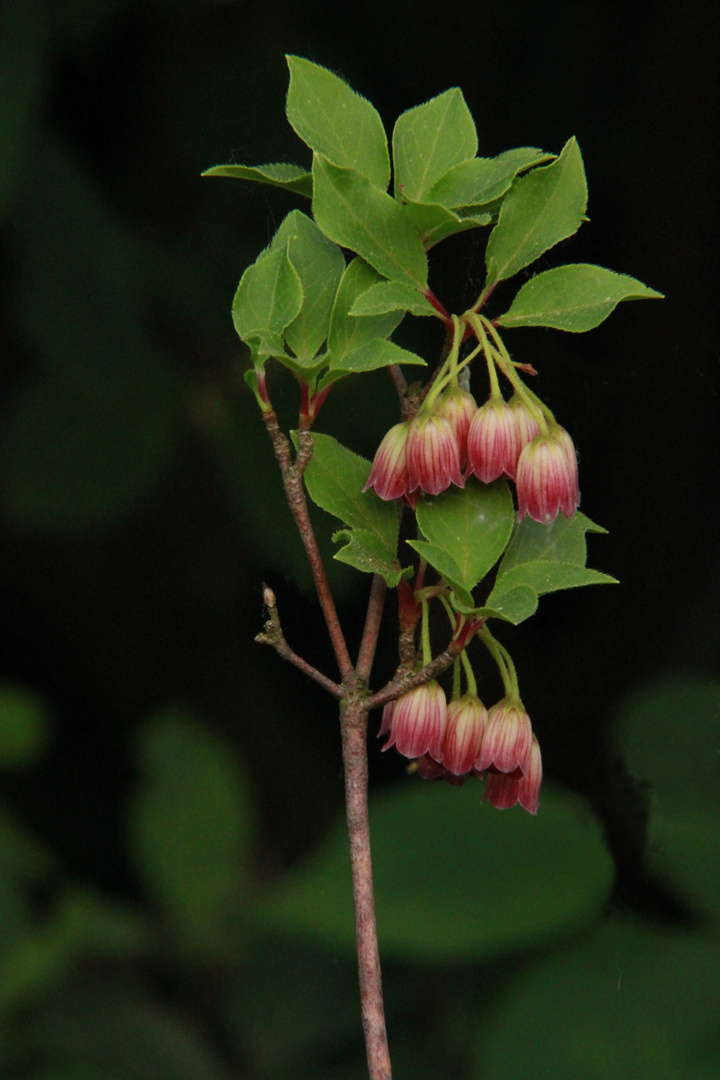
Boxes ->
[356,574,388,684]
[255,586,344,700]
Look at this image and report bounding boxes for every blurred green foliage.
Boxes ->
[1,672,719,1078]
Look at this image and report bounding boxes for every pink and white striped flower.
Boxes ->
[406,414,465,496]
[363,421,411,501]
[466,397,521,483]
[516,425,580,523]
[474,698,533,776]
[381,680,448,761]
[484,734,542,814]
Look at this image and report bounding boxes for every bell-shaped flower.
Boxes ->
[406,414,465,496]
[466,397,521,483]
[363,421,411,501]
[508,394,540,450]
[484,734,542,814]
[516,426,580,523]
[436,386,477,469]
[381,680,447,761]
[474,698,533,776]
[441,693,488,776]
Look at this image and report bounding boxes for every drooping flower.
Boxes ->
[516,426,580,523]
[406,413,465,496]
[508,394,540,450]
[363,421,411,501]
[381,680,448,761]
[441,693,488,776]
[474,698,533,776]
[484,734,542,814]
[466,397,521,483]
[436,386,477,469]
[415,753,466,786]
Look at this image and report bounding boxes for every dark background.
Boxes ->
[0,0,718,1074]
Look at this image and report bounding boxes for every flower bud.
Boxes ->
[436,387,477,469]
[381,680,447,761]
[441,694,488,776]
[406,414,465,496]
[363,421,411,501]
[484,734,542,814]
[516,426,580,523]
[474,698,533,776]
[466,397,521,482]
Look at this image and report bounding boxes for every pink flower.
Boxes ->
[484,734,542,814]
[441,694,488,776]
[474,698,533,776]
[466,397,521,482]
[406,414,465,496]
[416,753,466,786]
[436,387,477,469]
[363,421,411,501]
[516,426,580,523]
[508,394,540,450]
[381,680,447,761]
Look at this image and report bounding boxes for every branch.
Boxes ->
[356,574,387,685]
[366,637,464,712]
[262,409,355,685]
[256,586,344,700]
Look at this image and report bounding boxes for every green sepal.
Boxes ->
[391,88,477,202]
[427,147,554,210]
[296,432,400,573]
[312,155,428,289]
[286,56,390,190]
[496,263,664,332]
[202,163,312,198]
[484,137,588,288]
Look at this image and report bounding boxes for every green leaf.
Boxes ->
[256,782,614,962]
[326,257,405,363]
[312,155,428,289]
[473,585,539,625]
[201,162,312,197]
[332,528,404,587]
[0,684,51,769]
[350,281,438,317]
[326,338,425,379]
[480,915,720,1080]
[484,137,588,288]
[286,56,390,189]
[415,480,515,593]
[300,432,399,560]
[126,710,253,956]
[492,561,616,599]
[496,263,664,332]
[406,540,475,610]
[402,198,492,250]
[392,88,477,201]
[232,243,303,355]
[269,210,345,362]
[427,147,554,209]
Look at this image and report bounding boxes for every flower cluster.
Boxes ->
[364,387,579,524]
[380,683,542,814]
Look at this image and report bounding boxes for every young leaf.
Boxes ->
[286,56,390,190]
[402,199,492,250]
[484,137,588,288]
[202,163,312,198]
[299,432,399,562]
[332,528,405,587]
[392,88,477,201]
[350,281,438,318]
[415,480,515,593]
[427,147,554,209]
[496,263,664,332]
[232,244,303,356]
[269,211,345,362]
[326,257,404,362]
[312,155,428,289]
